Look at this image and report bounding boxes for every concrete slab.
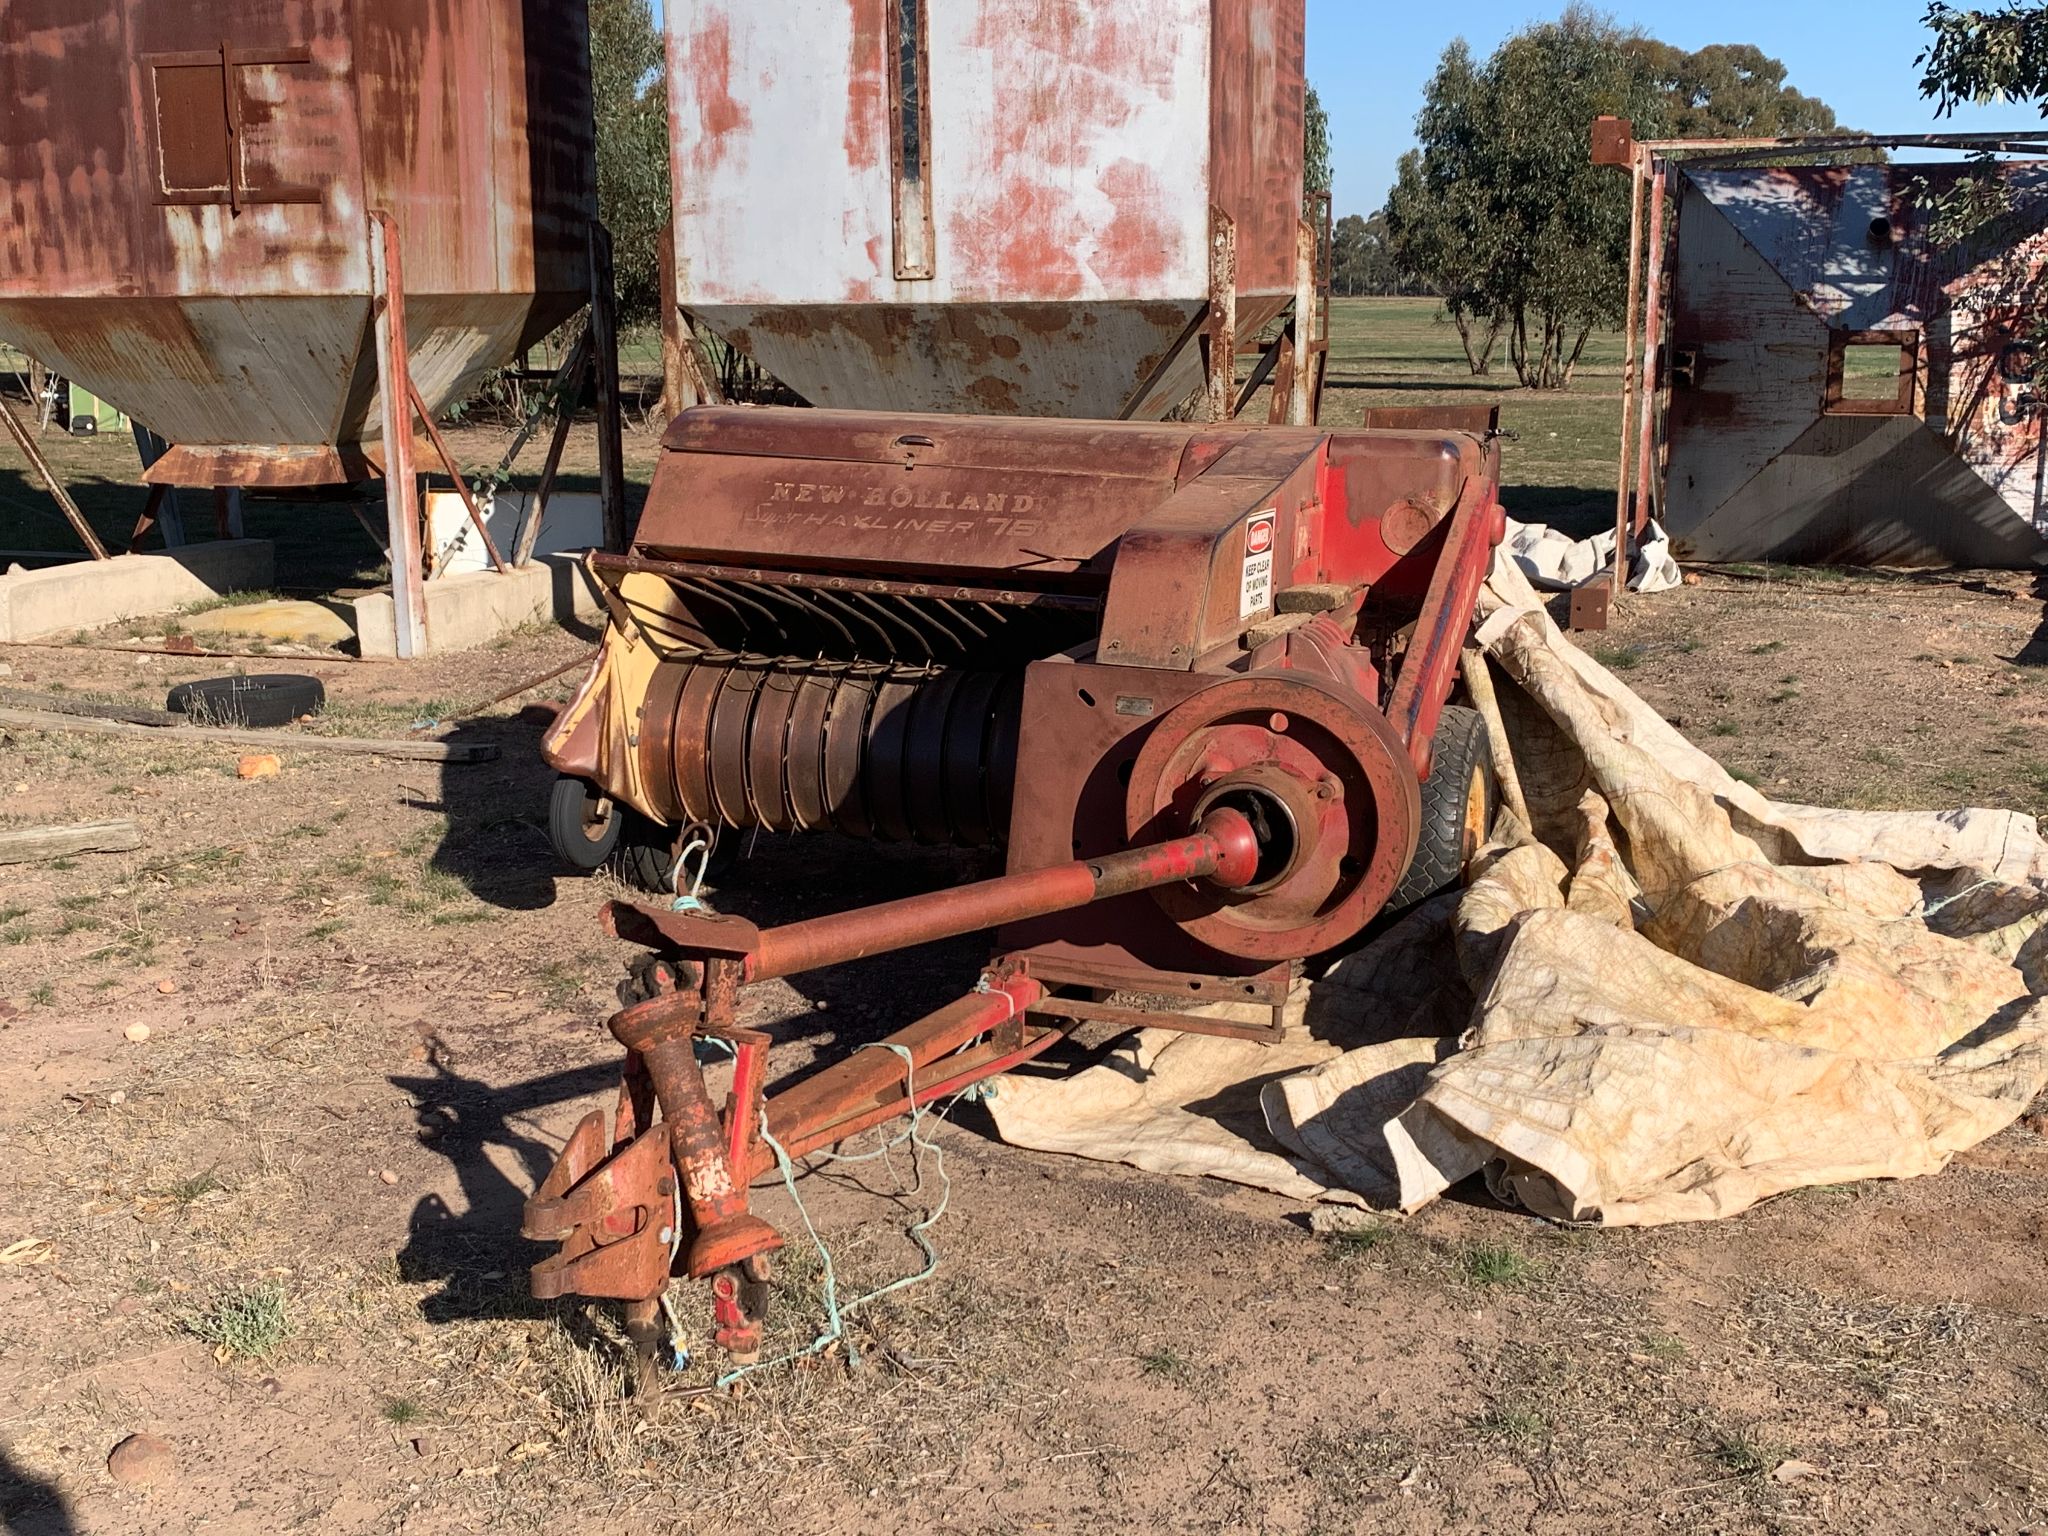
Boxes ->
[185,598,355,648]
[351,553,605,659]
[0,541,276,643]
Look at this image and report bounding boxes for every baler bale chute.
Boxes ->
[528,403,1508,1376]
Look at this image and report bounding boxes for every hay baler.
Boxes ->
[528,404,1504,1374]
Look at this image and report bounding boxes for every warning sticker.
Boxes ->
[1240,508,1277,618]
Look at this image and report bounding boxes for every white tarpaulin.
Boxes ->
[987,555,2048,1226]
[1504,517,1683,595]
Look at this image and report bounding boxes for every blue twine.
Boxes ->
[683,1039,963,1388]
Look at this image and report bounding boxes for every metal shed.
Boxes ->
[0,0,596,490]
[1661,159,2048,566]
[666,0,1311,420]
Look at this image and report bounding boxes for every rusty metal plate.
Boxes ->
[1568,578,1611,632]
[668,0,1303,417]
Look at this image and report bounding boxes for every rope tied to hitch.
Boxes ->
[700,1040,960,1388]
[666,835,713,914]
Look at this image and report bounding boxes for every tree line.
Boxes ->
[1367,9,1847,388]
[1360,2,2048,390]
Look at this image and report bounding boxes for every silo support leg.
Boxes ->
[1203,208,1238,424]
[511,329,593,568]
[1288,216,1320,427]
[1266,332,1298,424]
[0,391,106,559]
[1233,328,1287,420]
[409,380,509,575]
[589,224,628,555]
[370,211,427,660]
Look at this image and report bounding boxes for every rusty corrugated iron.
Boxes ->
[666,0,1305,419]
[0,0,595,484]
[1664,160,2048,566]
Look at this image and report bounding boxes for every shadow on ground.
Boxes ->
[427,704,564,912]
[0,1449,75,1536]
[391,1045,622,1324]
[2007,571,2048,667]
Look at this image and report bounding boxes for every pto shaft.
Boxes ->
[747,807,1261,981]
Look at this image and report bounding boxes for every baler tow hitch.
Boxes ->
[522,807,1263,1389]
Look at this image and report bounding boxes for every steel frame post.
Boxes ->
[1204,207,1238,423]
[1310,192,1334,422]
[1612,149,1647,596]
[588,223,628,555]
[370,210,427,659]
[656,213,692,422]
[1631,160,1669,549]
[510,328,593,567]
[409,379,509,575]
[0,390,107,559]
[1287,215,1318,426]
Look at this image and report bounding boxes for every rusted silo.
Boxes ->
[0,0,595,488]
[666,0,1309,420]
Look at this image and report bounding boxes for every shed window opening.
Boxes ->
[1825,332,1920,417]
[1839,343,1909,400]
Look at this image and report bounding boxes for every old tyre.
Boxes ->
[549,775,623,871]
[1387,705,1496,912]
[165,673,325,728]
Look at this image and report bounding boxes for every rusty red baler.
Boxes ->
[525,0,1490,1375]
[528,404,1507,1375]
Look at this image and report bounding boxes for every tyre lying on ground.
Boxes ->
[165,674,326,729]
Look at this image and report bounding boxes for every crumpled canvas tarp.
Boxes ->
[987,555,2048,1226]
[1504,517,1683,595]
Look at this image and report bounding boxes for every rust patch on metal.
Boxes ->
[0,0,594,478]
[844,0,887,172]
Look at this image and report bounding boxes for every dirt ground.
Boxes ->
[6,392,2048,1535]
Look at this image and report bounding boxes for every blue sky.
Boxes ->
[1312,0,2042,218]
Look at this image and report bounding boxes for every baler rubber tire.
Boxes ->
[165,673,325,728]
[549,775,623,872]
[1386,706,1495,912]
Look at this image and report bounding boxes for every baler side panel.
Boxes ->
[998,658,1257,975]
[1098,435,1325,668]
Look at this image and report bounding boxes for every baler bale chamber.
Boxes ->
[527,403,1508,1375]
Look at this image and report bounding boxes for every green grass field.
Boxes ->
[1320,296,1628,538]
